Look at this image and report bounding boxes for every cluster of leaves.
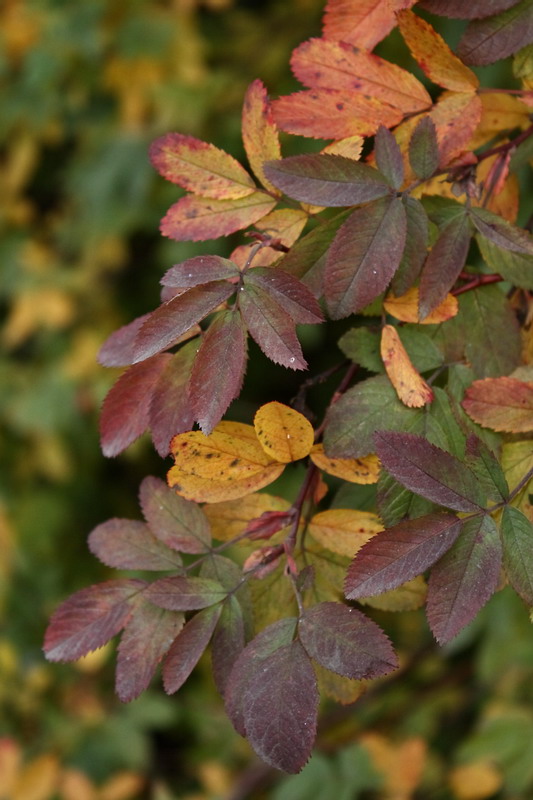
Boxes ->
[44,0,533,779]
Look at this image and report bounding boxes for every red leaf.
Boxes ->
[501,506,533,605]
[98,313,151,367]
[211,596,246,696]
[291,38,431,114]
[345,513,462,600]
[408,117,439,181]
[44,580,145,662]
[457,0,533,66]
[427,515,502,643]
[160,193,276,242]
[463,377,533,433]
[149,342,197,457]
[324,196,407,319]
[149,133,256,199]
[88,519,183,571]
[322,0,416,50]
[161,255,240,288]
[133,282,235,363]
[239,282,307,369]
[299,602,398,679]
[241,640,318,773]
[375,431,487,511]
[139,476,211,554]
[420,0,519,19]
[116,602,184,702]
[100,354,172,457]
[465,435,509,503]
[144,576,227,611]
[244,268,324,324]
[263,154,391,207]
[375,126,404,189]
[189,311,248,434]
[271,88,403,140]
[469,207,533,255]
[162,604,223,694]
[225,618,298,735]
[419,211,472,319]
[392,197,429,296]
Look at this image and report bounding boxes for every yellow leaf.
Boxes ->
[470,93,531,150]
[241,79,282,195]
[381,325,434,408]
[384,288,458,324]
[308,509,383,557]
[360,576,428,612]
[12,754,60,800]
[168,422,285,503]
[310,444,380,484]
[449,761,502,800]
[255,208,308,247]
[0,739,21,797]
[360,734,427,800]
[501,440,533,520]
[99,772,145,800]
[254,402,314,463]
[203,492,290,542]
[314,661,368,705]
[303,541,350,603]
[397,10,479,93]
[60,769,96,800]
[474,152,519,223]
[322,136,364,161]
[249,562,297,632]
[3,287,75,349]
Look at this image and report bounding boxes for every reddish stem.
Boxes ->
[452,273,503,297]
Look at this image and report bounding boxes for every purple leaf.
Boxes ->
[133,282,235,363]
[299,602,398,679]
[161,255,240,288]
[98,314,151,367]
[88,518,183,571]
[44,579,146,662]
[427,515,502,643]
[244,268,324,324]
[241,639,318,773]
[239,282,307,369]
[225,618,298,735]
[189,311,248,434]
[139,476,211,554]
[392,197,429,296]
[465,435,509,503]
[100,354,172,457]
[408,117,439,182]
[375,431,487,511]
[374,126,404,190]
[457,0,533,65]
[420,0,520,19]
[324,196,407,319]
[345,513,462,600]
[211,596,246,696]
[469,207,533,255]
[145,576,227,610]
[162,604,223,694]
[263,154,391,207]
[116,602,184,702]
[501,506,533,605]
[149,342,197,457]
[419,211,472,319]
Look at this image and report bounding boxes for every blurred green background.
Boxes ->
[2,1,533,798]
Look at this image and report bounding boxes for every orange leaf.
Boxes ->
[475,152,519,223]
[384,288,458,323]
[272,88,403,140]
[323,0,416,51]
[381,325,434,408]
[463,377,533,433]
[291,38,431,115]
[322,136,364,160]
[431,91,482,167]
[203,492,290,542]
[242,79,282,195]
[254,402,314,463]
[308,509,382,557]
[168,422,285,502]
[449,761,503,800]
[160,192,276,242]
[150,133,256,199]
[360,734,427,798]
[310,444,380,484]
[470,92,531,149]
[397,10,479,92]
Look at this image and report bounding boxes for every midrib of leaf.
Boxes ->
[342,198,395,298]
[394,448,484,507]
[172,151,255,191]
[460,0,532,60]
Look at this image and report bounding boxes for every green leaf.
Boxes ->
[457,0,533,66]
[477,234,533,290]
[374,125,404,189]
[409,116,439,181]
[501,506,533,605]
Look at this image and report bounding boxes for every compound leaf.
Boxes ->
[88,518,183,571]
